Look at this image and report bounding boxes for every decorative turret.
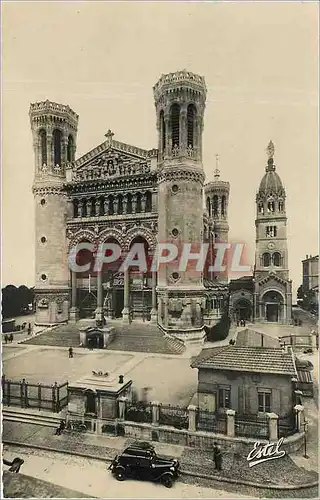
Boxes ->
[153,69,207,162]
[30,100,78,326]
[29,100,78,179]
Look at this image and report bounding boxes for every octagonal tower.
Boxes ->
[30,100,78,325]
[153,70,207,340]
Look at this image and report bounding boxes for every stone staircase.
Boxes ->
[107,322,184,354]
[23,324,81,347]
[22,321,185,355]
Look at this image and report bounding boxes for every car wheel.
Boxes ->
[162,475,173,488]
[115,468,126,481]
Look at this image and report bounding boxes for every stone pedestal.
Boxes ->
[294,404,305,432]
[188,405,197,432]
[69,306,79,323]
[266,412,279,441]
[151,401,160,426]
[226,409,236,437]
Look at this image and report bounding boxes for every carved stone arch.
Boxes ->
[261,288,286,302]
[124,228,156,252]
[68,229,96,252]
[98,228,125,248]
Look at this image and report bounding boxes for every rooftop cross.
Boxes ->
[214,154,220,179]
[105,129,114,145]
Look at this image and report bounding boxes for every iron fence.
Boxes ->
[196,410,227,434]
[235,414,269,439]
[158,404,189,429]
[2,375,68,412]
[125,401,153,424]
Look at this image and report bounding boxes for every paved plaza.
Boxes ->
[2,344,198,406]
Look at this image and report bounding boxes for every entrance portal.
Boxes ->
[234,299,252,322]
[266,303,279,322]
[114,289,124,318]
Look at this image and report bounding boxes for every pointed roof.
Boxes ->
[258,141,284,196]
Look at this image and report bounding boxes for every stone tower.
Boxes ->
[254,141,292,323]
[153,70,207,340]
[204,160,230,283]
[30,100,78,325]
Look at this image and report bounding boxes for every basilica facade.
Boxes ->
[30,70,292,337]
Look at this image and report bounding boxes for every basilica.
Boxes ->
[30,69,292,337]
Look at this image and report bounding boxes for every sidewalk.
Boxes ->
[2,420,318,489]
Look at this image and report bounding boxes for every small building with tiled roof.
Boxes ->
[190,344,297,418]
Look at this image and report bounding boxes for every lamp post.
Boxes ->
[303,419,309,459]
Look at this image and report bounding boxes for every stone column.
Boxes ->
[122,269,130,324]
[141,192,146,213]
[188,405,197,432]
[294,404,304,432]
[47,133,53,169]
[123,194,128,214]
[163,296,169,328]
[266,412,279,441]
[180,106,187,152]
[69,271,79,323]
[95,271,104,323]
[103,198,108,216]
[132,194,137,214]
[151,401,160,426]
[226,409,236,437]
[95,199,100,217]
[78,199,83,218]
[87,199,92,217]
[150,270,157,323]
[118,397,128,420]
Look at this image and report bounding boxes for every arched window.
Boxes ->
[258,201,264,214]
[53,129,62,166]
[67,135,74,162]
[145,191,152,212]
[39,129,47,166]
[267,199,275,213]
[213,195,219,217]
[187,104,196,148]
[160,110,166,153]
[262,253,271,267]
[73,199,79,218]
[170,104,180,148]
[126,193,132,214]
[117,194,123,215]
[136,193,142,213]
[273,252,281,267]
[206,197,211,216]
[108,195,114,216]
[221,195,226,216]
[82,199,87,217]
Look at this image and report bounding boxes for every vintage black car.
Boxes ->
[108,441,180,488]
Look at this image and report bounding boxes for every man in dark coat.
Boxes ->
[68,347,73,358]
[213,442,222,470]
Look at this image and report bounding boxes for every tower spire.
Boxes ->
[266,140,276,172]
[214,154,220,179]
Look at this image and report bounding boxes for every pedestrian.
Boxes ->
[236,320,239,327]
[27,323,32,335]
[68,347,73,358]
[9,333,13,343]
[55,419,66,435]
[213,442,222,471]
[4,334,8,344]
[243,319,246,327]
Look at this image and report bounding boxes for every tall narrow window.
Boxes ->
[170,104,180,148]
[258,390,271,413]
[160,110,166,153]
[213,195,219,217]
[218,387,231,409]
[117,194,123,215]
[39,129,47,166]
[145,191,152,212]
[273,252,281,266]
[136,193,142,213]
[187,104,196,148]
[67,135,74,162]
[126,193,132,214]
[262,253,271,267]
[221,196,226,216]
[206,197,211,216]
[53,129,62,166]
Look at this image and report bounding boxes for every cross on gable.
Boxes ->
[105,129,114,145]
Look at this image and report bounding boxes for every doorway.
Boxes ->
[266,303,279,322]
[114,289,124,318]
[85,391,96,415]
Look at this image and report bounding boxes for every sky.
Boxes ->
[2,1,318,298]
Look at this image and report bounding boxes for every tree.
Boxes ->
[204,310,231,342]
[1,285,35,319]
